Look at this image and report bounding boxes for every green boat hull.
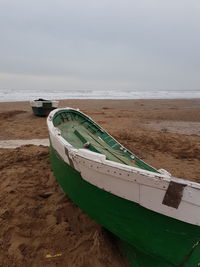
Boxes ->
[32,106,56,117]
[49,146,200,266]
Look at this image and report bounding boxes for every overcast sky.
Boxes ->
[0,0,200,91]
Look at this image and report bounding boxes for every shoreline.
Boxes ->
[1,97,200,103]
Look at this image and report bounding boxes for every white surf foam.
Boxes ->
[0,89,200,102]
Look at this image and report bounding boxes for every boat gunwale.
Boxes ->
[47,107,200,190]
[30,100,59,108]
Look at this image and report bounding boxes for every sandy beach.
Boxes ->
[0,98,200,266]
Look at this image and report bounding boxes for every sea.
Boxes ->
[0,88,200,102]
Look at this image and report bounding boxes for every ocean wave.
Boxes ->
[0,89,200,102]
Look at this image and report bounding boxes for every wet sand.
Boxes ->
[0,98,200,266]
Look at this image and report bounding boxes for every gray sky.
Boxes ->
[0,0,200,90]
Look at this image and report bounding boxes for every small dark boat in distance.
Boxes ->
[30,98,59,117]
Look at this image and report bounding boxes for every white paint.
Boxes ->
[0,139,49,148]
[47,107,200,226]
[30,100,59,108]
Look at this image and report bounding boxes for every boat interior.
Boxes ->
[53,109,158,172]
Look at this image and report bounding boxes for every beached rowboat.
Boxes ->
[47,107,200,266]
[30,98,59,117]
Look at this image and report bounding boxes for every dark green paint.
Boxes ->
[49,146,200,266]
[32,106,56,117]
